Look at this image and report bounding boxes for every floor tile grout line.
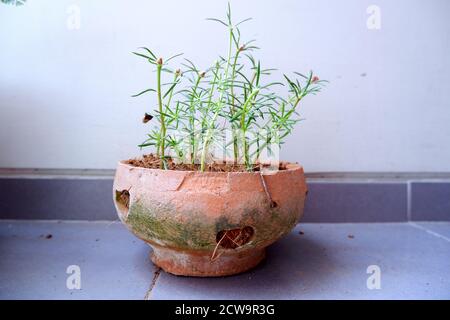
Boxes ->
[144,267,162,300]
[408,222,450,243]
[406,181,412,221]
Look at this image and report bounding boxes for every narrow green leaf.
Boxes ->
[138,47,157,59]
[255,61,261,86]
[138,142,155,148]
[236,17,252,26]
[205,18,228,26]
[163,81,179,99]
[132,52,152,60]
[165,53,184,64]
[131,88,156,97]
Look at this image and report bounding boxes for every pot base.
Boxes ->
[150,245,266,277]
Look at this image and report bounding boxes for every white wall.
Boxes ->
[1,0,449,172]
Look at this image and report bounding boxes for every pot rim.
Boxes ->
[117,160,303,175]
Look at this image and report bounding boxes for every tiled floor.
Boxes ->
[0,220,449,300]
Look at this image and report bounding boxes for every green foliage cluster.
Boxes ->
[133,4,326,170]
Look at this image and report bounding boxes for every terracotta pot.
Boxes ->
[113,161,307,277]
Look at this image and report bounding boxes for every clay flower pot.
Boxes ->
[113,161,307,277]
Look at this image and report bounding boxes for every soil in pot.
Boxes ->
[125,154,289,172]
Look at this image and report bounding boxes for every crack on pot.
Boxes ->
[259,173,277,208]
[175,175,187,191]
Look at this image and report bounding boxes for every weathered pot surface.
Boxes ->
[113,160,307,277]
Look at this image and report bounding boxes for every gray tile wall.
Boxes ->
[0,178,116,220]
[410,182,450,221]
[302,183,408,222]
[0,176,449,221]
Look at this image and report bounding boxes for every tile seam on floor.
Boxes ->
[408,222,450,243]
[406,181,412,221]
[144,267,162,300]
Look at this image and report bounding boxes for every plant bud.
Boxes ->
[175,69,181,76]
[156,57,163,65]
[239,45,245,52]
[312,76,319,83]
[199,71,206,78]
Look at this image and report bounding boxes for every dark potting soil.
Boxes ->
[125,154,289,172]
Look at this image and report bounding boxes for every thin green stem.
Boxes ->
[156,61,165,169]
[166,72,179,110]
[230,49,241,164]
[239,88,260,169]
[189,75,201,164]
[200,64,221,172]
[293,96,302,109]
[224,27,233,80]
[199,111,219,172]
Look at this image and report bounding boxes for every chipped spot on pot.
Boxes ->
[114,189,130,218]
[216,226,254,249]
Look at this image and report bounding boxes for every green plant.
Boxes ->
[1,0,26,5]
[132,4,326,171]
